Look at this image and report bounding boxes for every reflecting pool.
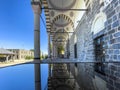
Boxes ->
[0,64,48,90]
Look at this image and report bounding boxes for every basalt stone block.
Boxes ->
[105,21,108,26]
[116,5,120,13]
[116,37,120,42]
[107,24,111,30]
[115,88,120,90]
[110,39,115,44]
[115,72,120,77]
[110,34,113,39]
[107,10,115,19]
[109,74,117,80]
[114,50,119,54]
[112,44,120,49]
[110,65,117,71]
[114,55,117,60]
[104,36,109,40]
[118,26,120,30]
[112,0,118,4]
[105,55,109,59]
[119,13,120,18]
[107,83,114,90]
[114,32,120,37]
[106,7,111,14]
[112,20,119,28]
[114,63,120,66]
[109,78,114,85]
[114,1,119,8]
[105,69,110,75]
[109,50,113,54]
[107,18,112,24]
[114,82,120,89]
[118,55,120,60]
[113,15,117,21]
[108,29,115,34]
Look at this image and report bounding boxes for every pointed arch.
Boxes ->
[91,12,107,34]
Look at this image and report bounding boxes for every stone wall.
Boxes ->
[69,0,120,90]
[70,34,75,59]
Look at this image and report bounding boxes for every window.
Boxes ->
[94,35,105,75]
[92,12,107,75]
[74,35,77,58]
[74,43,77,58]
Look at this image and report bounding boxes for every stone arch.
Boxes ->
[91,12,107,34]
[52,14,74,28]
[48,0,76,12]
[73,0,86,28]
[53,29,69,41]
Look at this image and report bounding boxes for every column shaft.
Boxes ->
[52,42,54,58]
[32,4,41,90]
[34,13,40,59]
[48,33,51,58]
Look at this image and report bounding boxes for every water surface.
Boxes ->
[0,64,48,90]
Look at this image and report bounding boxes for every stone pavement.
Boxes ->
[0,59,33,68]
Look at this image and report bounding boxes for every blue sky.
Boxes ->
[0,0,48,54]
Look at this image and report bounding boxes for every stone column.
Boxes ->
[54,45,56,58]
[48,33,51,78]
[49,64,51,77]
[12,55,15,61]
[33,6,41,60]
[32,3,41,90]
[64,43,67,58]
[48,33,51,58]
[52,42,54,59]
[55,46,57,58]
[6,55,9,62]
[68,34,70,58]
[53,45,55,58]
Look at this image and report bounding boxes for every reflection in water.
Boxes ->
[0,62,119,90]
[47,64,80,90]
[34,64,48,90]
[34,64,40,90]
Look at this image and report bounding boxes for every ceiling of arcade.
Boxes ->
[42,0,89,46]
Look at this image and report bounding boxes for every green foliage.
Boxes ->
[57,46,64,54]
[40,52,48,60]
[0,55,5,57]
[44,54,48,59]
[25,56,33,60]
[50,43,52,52]
[30,49,34,52]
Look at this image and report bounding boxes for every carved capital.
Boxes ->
[32,5,41,14]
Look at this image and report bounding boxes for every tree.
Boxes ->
[58,46,64,54]
[25,56,33,60]
[44,54,48,59]
[30,49,34,52]
[42,52,44,59]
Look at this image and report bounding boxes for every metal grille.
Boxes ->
[94,35,105,75]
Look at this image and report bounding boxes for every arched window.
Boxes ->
[74,35,77,58]
[92,12,107,75]
[91,12,107,35]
